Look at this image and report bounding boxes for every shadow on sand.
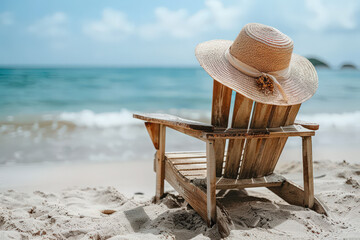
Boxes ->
[124,189,307,240]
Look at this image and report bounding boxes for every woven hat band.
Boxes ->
[225,48,289,102]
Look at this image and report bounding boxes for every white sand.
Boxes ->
[0,159,359,239]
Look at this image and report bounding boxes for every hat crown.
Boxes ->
[230,23,294,72]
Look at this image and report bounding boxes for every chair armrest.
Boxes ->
[204,125,315,140]
[294,120,319,130]
[133,113,214,131]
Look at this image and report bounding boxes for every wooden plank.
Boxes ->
[171,158,207,165]
[175,164,207,171]
[145,122,160,149]
[211,80,233,127]
[216,173,285,189]
[211,80,232,177]
[302,136,314,208]
[155,125,166,202]
[268,180,328,216]
[166,152,206,159]
[213,139,226,177]
[167,125,206,141]
[239,102,273,179]
[206,140,217,226]
[295,120,319,130]
[180,170,207,177]
[164,160,209,222]
[166,159,234,236]
[204,125,314,139]
[216,202,235,238]
[134,113,213,131]
[254,105,290,177]
[224,94,253,178]
[267,104,301,173]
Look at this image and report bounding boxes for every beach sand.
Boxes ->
[0,157,359,239]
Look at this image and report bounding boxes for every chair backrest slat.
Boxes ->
[250,105,293,177]
[223,93,253,178]
[238,102,273,179]
[265,104,301,173]
[211,80,232,177]
[210,81,302,179]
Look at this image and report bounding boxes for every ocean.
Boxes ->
[0,67,359,165]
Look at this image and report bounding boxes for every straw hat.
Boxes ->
[195,23,318,106]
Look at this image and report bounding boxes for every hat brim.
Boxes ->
[195,40,318,106]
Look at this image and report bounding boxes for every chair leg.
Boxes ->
[155,125,166,203]
[206,140,217,226]
[302,136,314,208]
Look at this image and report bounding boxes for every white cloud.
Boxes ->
[204,0,240,30]
[0,12,13,26]
[139,0,244,39]
[28,12,68,37]
[305,0,358,31]
[83,8,134,42]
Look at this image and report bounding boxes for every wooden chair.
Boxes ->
[134,80,327,237]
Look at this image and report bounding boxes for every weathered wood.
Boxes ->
[166,152,206,159]
[175,163,207,171]
[239,103,273,179]
[167,125,206,141]
[295,120,319,130]
[134,75,326,239]
[206,140,217,226]
[164,160,209,221]
[180,169,207,178]
[211,80,233,127]
[267,104,301,173]
[216,201,235,238]
[166,154,234,237]
[216,173,285,189]
[268,180,328,216]
[171,158,207,165]
[302,136,314,208]
[211,80,232,177]
[155,125,166,202]
[145,122,160,149]
[224,94,253,178]
[254,105,291,177]
[213,139,226,177]
[205,125,315,140]
[134,113,213,131]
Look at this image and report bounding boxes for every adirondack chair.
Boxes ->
[133,80,327,237]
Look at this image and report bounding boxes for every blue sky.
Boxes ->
[0,0,359,67]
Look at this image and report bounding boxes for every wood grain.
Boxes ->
[134,113,213,131]
[267,104,301,173]
[216,173,285,189]
[145,122,160,149]
[268,180,327,215]
[224,94,253,179]
[211,80,232,177]
[155,125,166,202]
[204,125,315,139]
[239,102,273,179]
[206,140,217,225]
[164,160,209,222]
[295,120,319,130]
[254,105,290,177]
[302,136,314,208]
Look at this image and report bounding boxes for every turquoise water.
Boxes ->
[0,68,212,117]
[0,68,359,117]
[0,67,359,165]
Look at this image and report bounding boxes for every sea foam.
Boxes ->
[59,109,139,128]
[298,111,360,131]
